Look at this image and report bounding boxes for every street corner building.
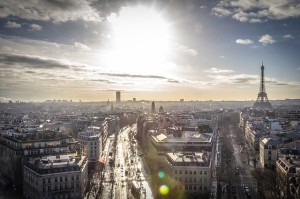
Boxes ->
[23,154,88,199]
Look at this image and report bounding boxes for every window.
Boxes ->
[194,171,196,175]
[199,185,202,190]
[179,170,182,174]
[199,171,202,175]
[185,170,188,174]
[175,170,177,174]
[204,171,207,175]
[189,171,192,175]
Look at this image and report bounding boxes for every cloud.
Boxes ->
[207,73,300,88]
[176,43,198,56]
[205,68,234,74]
[0,0,101,23]
[74,42,91,51]
[5,21,21,28]
[212,6,232,17]
[0,97,12,102]
[283,34,294,39]
[90,79,115,84]
[236,39,253,45]
[29,24,42,31]
[207,74,259,85]
[99,73,167,79]
[0,53,70,69]
[259,34,275,44]
[212,0,300,23]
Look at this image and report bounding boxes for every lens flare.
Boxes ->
[159,184,169,195]
[158,171,165,179]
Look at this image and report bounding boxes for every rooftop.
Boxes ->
[25,154,87,174]
[152,132,212,143]
[166,152,211,167]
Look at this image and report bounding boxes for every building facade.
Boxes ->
[23,154,88,199]
[0,130,76,192]
[259,137,281,169]
[276,156,300,199]
[78,128,102,162]
[166,152,211,194]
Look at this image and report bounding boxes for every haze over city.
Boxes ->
[0,0,300,102]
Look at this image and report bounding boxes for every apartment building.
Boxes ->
[0,129,76,192]
[259,137,281,169]
[78,127,102,162]
[276,156,300,199]
[165,152,211,194]
[23,154,87,199]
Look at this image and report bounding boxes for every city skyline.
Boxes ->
[0,0,300,102]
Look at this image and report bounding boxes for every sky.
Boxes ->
[0,0,300,102]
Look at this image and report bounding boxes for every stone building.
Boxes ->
[23,154,88,199]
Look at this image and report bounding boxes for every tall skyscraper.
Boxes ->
[151,101,156,113]
[116,91,121,103]
[253,63,272,110]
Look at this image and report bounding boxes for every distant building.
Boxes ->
[166,152,211,194]
[151,101,156,113]
[259,137,281,169]
[136,116,158,144]
[276,156,300,199]
[116,91,121,103]
[23,154,88,199]
[239,112,249,134]
[133,98,136,102]
[159,105,164,114]
[245,122,263,151]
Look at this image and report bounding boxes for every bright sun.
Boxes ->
[106,6,172,74]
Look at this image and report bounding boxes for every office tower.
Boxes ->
[116,91,121,103]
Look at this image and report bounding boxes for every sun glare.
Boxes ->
[106,6,172,74]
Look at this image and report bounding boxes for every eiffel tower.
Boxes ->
[253,62,273,110]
